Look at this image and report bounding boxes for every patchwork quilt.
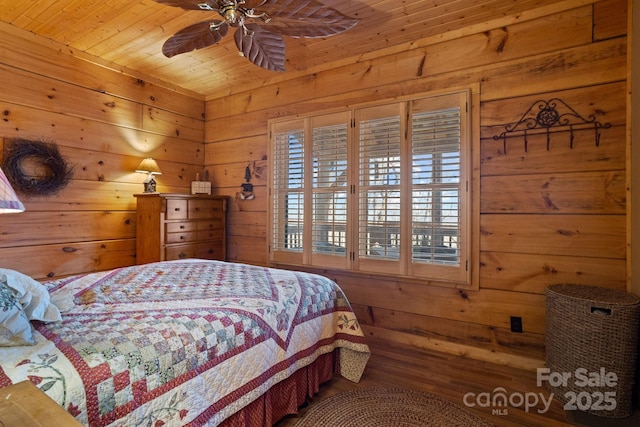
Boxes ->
[0,259,370,426]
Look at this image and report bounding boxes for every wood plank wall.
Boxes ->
[203,0,628,369]
[0,21,206,280]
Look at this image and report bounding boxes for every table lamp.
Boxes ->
[135,158,162,193]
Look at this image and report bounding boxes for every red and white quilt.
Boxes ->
[0,259,370,426]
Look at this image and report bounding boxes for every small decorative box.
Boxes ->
[191,181,211,195]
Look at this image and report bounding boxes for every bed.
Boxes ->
[0,259,370,426]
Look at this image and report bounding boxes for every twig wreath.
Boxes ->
[2,139,74,196]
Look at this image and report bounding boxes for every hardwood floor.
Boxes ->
[276,340,576,427]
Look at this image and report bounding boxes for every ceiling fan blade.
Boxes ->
[154,0,220,11]
[256,0,359,38]
[162,21,229,57]
[234,23,286,71]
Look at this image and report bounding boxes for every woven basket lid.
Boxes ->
[547,284,640,306]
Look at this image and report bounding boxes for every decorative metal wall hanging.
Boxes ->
[237,163,255,200]
[491,98,611,154]
[1,139,74,196]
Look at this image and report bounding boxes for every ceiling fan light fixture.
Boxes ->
[220,1,242,25]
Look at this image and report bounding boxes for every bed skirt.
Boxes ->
[220,351,338,426]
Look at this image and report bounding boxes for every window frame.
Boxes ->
[268,87,478,289]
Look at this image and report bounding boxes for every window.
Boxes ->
[269,90,473,286]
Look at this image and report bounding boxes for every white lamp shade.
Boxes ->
[0,167,25,213]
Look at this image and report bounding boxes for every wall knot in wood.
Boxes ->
[492,98,611,153]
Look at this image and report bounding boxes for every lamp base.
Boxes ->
[143,177,157,193]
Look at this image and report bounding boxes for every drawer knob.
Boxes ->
[180,225,185,229]
[174,208,181,211]
[179,252,187,259]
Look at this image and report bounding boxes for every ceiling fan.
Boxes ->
[154,0,359,71]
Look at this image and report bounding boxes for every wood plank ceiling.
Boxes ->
[0,0,572,99]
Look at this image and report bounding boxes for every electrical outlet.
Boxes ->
[510,316,523,333]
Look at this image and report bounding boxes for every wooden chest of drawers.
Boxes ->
[135,193,227,264]
[0,381,83,427]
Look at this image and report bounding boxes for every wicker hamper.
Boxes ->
[545,284,640,418]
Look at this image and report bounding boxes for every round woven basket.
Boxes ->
[545,284,640,418]
[293,387,493,427]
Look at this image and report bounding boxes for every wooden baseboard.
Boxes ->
[362,325,545,371]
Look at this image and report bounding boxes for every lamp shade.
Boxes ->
[135,158,162,175]
[0,167,25,213]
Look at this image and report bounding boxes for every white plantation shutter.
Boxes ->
[411,107,461,264]
[409,92,469,282]
[311,114,350,266]
[269,89,472,286]
[271,121,305,263]
[358,113,401,260]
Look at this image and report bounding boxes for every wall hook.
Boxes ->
[492,98,611,154]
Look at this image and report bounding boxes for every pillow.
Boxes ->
[50,289,75,313]
[0,268,61,322]
[0,274,36,346]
